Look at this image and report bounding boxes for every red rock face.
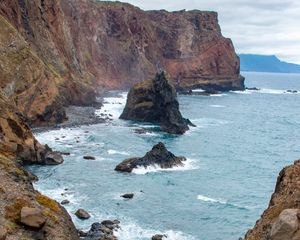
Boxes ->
[0,0,243,125]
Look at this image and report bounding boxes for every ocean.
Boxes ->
[28,71,300,240]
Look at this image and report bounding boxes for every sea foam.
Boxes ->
[132,158,197,175]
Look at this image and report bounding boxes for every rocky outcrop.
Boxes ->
[80,220,120,240]
[244,159,300,240]
[120,72,194,134]
[0,0,243,126]
[0,92,79,239]
[115,142,186,173]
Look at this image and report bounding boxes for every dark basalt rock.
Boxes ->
[152,234,167,240]
[83,156,96,160]
[115,142,186,173]
[120,72,194,134]
[121,193,134,199]
[75,209,91,220]
[81,220,120,240]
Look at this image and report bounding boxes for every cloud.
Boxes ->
[108,0,300,64]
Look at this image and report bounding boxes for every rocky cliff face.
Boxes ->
[245,160,300,240]
[0,92,79,239]
[0,0,243,126]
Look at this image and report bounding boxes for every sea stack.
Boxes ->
[120,72,194,134]
[115,142,186,173]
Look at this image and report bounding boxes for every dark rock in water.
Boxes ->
[121,193,134,199]
[60,152,71,156]
[81,220,120,240]
[115,142,186,173]
[83,156,96,160]
[286,89,298,93]
[246,87,260,91]
[152,234,167,240]
[75,209,91,220]
[120,72,194,134]
[44,151,64,165]
[61,199,70,205]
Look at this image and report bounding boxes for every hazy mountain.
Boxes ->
[239,54,300,73]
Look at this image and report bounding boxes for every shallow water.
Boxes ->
[29,71,300,240]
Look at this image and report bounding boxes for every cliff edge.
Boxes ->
[245,159,300,240]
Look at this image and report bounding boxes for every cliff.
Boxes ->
[0,0,243,126]
[0,92,79,239]
[245,160,300,240]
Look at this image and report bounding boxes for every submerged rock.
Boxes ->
[61,200,70,205]
[120,72,194,134]
[75,209,91,220]
[115,142,186,173]
[20,207,47,228]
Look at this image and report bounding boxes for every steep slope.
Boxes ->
[245,159,300,240]
[0,0,243,127]
[0,92,79,239]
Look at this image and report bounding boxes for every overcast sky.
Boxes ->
[117,0,300,64]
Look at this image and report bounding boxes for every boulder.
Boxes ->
[121,193,134,199]
[44,151,64,165]
[61,200,70,205]
[115,142,186,173]
[270,209,299,240]
[81,220,120,240]
[152,234,167,240]
[120,72,194,134]
[75,209,91,220]
[20,207,47,228]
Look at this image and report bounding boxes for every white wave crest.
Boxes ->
[132,158,197,175]
[209,105,225,108]
[197,195,227,205]
[108,149,130,155]
[95,92,127,119]
[114,221,197,240]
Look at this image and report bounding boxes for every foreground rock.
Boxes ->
[80,220,120,240]
[75,209,91,220]
[120,72,194,134]
[152,234,167,240]
[244,159,300,240]
[115,142,186,173]
[20,207,47,228]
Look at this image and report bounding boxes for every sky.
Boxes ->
[113,0,300,64]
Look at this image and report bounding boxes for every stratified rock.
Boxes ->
[75,209,91,220]
[0,0,243,127]
[115,142,186,173]
[20,207,47,228]
[270,209,299,240]
[244,160,300,240]
[121,193,134,199]
[120,72,194,134]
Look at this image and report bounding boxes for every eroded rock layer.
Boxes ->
[0,0,243,126]
[245,159,300,240]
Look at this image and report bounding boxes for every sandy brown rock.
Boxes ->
[245,160,300,240]
[20,207,47,228]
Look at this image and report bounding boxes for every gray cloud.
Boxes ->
[108,0,300,64]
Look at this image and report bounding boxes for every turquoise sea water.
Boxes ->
[29,72,300,240]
